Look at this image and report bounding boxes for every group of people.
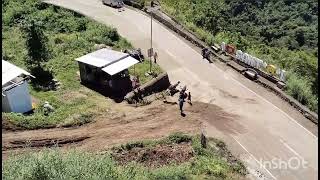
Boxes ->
[176,49,210,115]
[178,86,191,115]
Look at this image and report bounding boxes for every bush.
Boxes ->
[85,22,120,45]
[123,142,144,151]
[150,164,190,179]
[167,132,192,144]
[29,66,54,89]
[192,156,229,178]
[114,38,133,50]
[285,73,318,112]
[60,113,94,128]
[2,1,33,26]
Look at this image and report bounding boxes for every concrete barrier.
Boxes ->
[125,72,170,103]
[234,58,280,84]
[228,60,318,124]
[255,80,318,124]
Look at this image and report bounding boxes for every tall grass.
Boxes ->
[3,133,247,180]
[285,73,318,112]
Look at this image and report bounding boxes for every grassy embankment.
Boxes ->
[140,0,318,113]
[3,133,248,180]
[2,0,162,130]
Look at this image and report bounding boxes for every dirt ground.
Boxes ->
[2,99,239,160]
[112,142,194,168]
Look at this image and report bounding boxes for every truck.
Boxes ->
[102,0,124,8]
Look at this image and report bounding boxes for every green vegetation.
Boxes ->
[3,133,247,179]
[128,59,163,84]
[21,19,50,68]
[157,0,318,112]
[2,0,162,129]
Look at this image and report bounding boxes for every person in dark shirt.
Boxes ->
[179,95,184,114]
[201,48,207,59]
[153,51,158,64]
[187,91,192,105]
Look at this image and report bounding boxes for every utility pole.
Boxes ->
[147,2,160,75]
[150,11,153,73]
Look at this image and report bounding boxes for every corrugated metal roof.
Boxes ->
[75,48,128,67]
[75,48,139,75]
[102,56,139,75]
[2,60,32,86]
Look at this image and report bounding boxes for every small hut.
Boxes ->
[75,48,139,96]
[2,60,34,113]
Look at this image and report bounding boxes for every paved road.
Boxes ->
[44,0,318,179]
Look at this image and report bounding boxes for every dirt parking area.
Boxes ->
[2,99,240,160]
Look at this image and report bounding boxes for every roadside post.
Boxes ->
[146,5,160,76]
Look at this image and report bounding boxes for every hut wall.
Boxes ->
[2,81,32,113]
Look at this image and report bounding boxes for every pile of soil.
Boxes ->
[112,142,194,168]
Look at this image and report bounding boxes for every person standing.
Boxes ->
[153,51,158,64]
[201,48,207,59]
[187,91,192,105]
[137,48,143,61]
[179,95,184,114]
[178,89,187,114]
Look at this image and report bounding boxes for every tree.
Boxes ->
[21,19,53,89]
[21,19,49,69]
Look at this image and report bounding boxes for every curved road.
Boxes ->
[44,0,317,179]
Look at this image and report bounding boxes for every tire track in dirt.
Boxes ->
[3,136,90,150]
[2,101,241,159]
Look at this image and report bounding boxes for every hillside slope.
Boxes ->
[160,0,318,112]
